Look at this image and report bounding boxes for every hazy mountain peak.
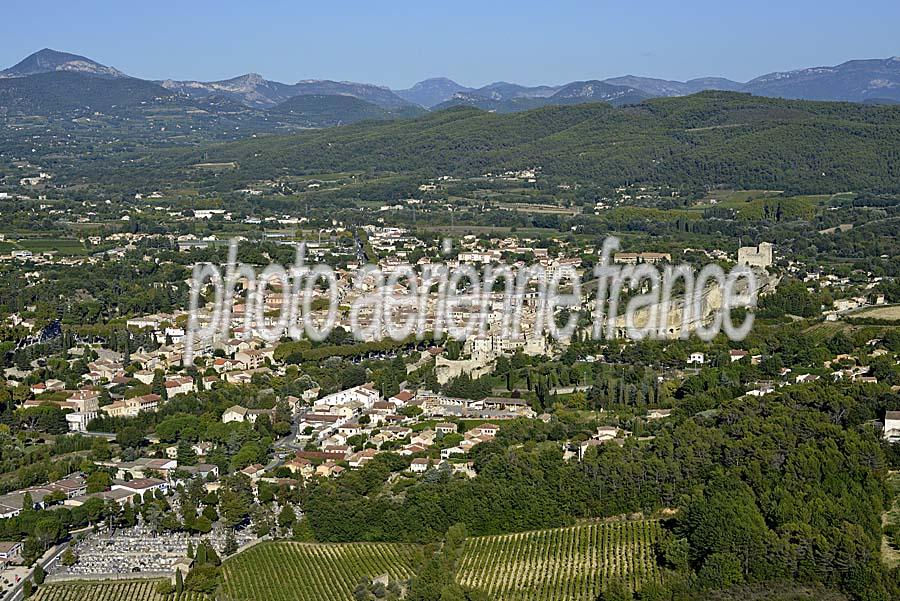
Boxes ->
[475,81,561,100]
[394,77,473,107]
[685,77,744,89]
[296,79,389,90]
[416,77,462,85]
[230,72,266,84]
[603,75,690,96]
[1,48,125,79]
[552,80,645,100]
[159,72,294,108]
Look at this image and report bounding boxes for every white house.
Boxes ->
[470,423,499,438]
[65,411,96,433]
[164,376,194,397]
[31,379,64,395]
[338,421,362,438]
[222,405,248,423]
[0,541,23,566]
[111,477,168,499]
[435,422,457,435]
[646,409,673,420]
[134,371,156,385]
[595,426,619,441]
[729,350,748,362]
[884,411,900,443]
[409,458,430,473]
[317,384,381,409]
[687,352,705,365]
[441,446,466,460]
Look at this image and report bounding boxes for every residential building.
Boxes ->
[885,411,900,443]
[222,405,248,423]
[0,541,23,566]
[102,394,161,418]
[409,458,430,473]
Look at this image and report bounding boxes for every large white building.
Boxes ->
[66,411,97,432]
[313,384,381,412]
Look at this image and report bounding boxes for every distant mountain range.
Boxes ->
[602,75,744,96]
[431,80,652,111]
[403,59,900,108]
[1,48,898,124]
[162,73,415,109]
[742,57,900,102]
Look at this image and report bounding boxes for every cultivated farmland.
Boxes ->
[221,541,418,601]
[456,520,664,601]
[32,579,207,601]
[48,522,665,601]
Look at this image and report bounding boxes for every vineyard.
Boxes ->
[221,541,418,601]
[456,520,664,601]
[36,522,665,601]
[32,579,207,601]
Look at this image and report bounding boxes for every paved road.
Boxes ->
[266,406,306,470]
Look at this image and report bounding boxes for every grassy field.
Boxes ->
[852,305,900,322]
[32,579,207,601]
[696,190,836,222]
[221,541,418,601]
[15,238,88,255]
[503,203,579,215]
[457,520,665,601]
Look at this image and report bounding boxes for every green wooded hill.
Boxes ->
[182,91,900,194]
[0,71,174,113]
[270,94,425,126]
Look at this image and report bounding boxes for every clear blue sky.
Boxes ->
[2,0,898,88]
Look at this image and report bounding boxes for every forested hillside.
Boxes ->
[106,92,900,195]
[0,71,173,113]
[302,376,899,598]
[270,94,425,126]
